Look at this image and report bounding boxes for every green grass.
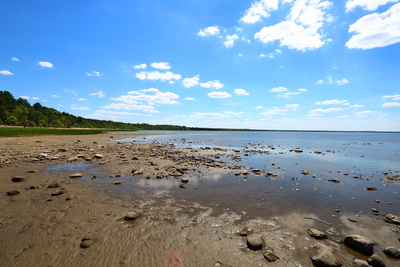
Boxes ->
[0,127,136,137]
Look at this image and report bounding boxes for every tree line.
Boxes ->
[0,91,189,130]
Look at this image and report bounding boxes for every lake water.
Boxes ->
[109,131,400,221]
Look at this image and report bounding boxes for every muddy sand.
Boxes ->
[1,133,400,267]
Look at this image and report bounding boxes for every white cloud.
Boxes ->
[182,111,243,120]
[285,104,300,110]
[382,102,400,107]
[254,0,333,51]
[78,98,88,102]
[354,110,377,117]
[350,104,364,108]
[133,64,147,69]
[103,103,158,113]
[260,107,288,116]
[38,61,53,68]
[151,62,171,70]
[20,96,30,99]
[94,110,142,116]
[280,88,307,98]
[86,71,100,77]
[224,34,239,48]
[316,79,324,84]
[0,70,13,75]
[111,88,179,105]
[315,99,348,105]
[198,26,220,36]
[207,91,232,98]
[52,95,58,97]
[234,89,249,96]
[32,97,39,100]
[345,0,399,12]
[270,86,288,92]
[200,80,224,89]
[182,75,200,88]
[310,108,344,113]
[11,57,19,62]
[71,106,90,110]
[337,79,349,85]
[346,3,400,49]
[382,94,400,100]
[239,0,279,24]
[185,97,195,101]
[90,91,105,98]
[255,105,264,109]
[135,71,182,81]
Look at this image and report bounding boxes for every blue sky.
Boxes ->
[1,0,400,131]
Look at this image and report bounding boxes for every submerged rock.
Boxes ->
[367,254,385,267]
[385,214,400,224]
[310,248,342,267]
[302,170,309,175]
[353,259,370,267]
[69,173,83,178]
[344,235,374,256]
[80,239,94,248]
[383,246,400,259]
[263,250,279,262]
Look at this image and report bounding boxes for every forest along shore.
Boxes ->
[1,133,400,267]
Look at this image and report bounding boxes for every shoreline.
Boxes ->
[1,133,400,266]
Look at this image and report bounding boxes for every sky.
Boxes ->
[1,0,400,131]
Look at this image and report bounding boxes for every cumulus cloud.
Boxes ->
[337,79,349,85]
[71,106,89,110]
[207,91,232,98]
[310,107,343,113]
[285,104,300,110]
[315,99,349,105]
[383,102,400,107]
[346,3,400,49]
[345,0,399,12]
[270,86,288,92]
[103,103,158,113]
[350,104,364,108]
[182,75,200,88]
[90,91,105,98]
[224,34,239,48]
[78,98,88,102]
[133,64,147,69]
[198,26,220,36]
[316,79,324,84]
[135,71,182,81]
[0,70,13,75]
[52,95,58,97]
[234,89,249,96]
[200,80,224,89]
[86,71,100,77]
[185,97,195,100]
[255,105,264,109]
[354,110,377,117]
[111,88,179,106]
[254,0,333,51]
[38,61,53,68]
[259,107,288,116]
[11,57,19,62]
[382,94,400,100]
[151,62,171,70]
[239,0,279,24]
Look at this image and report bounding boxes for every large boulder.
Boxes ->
[344,235,374,256]
[310,248,342,267]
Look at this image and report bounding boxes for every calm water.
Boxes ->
[107,131,400,219]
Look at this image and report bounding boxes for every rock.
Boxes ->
[367,254,385,267]
[383,246,400,259]
[47,182,60,188]
[7,190,20,196]
[264,250,279,262]
[94,154,103,159]
[181,177,189,183]
[11,176,25,182]
[69,173,83,178]
[80,239,93,248]
[302,170,309,175]
[246,234,262,251]
[328,179,340,183]
[124,212,139,221]
[113,181,122,185]
[179,184,186,189]
[132,169,144,175]
[310,248,342,267]
[239,227,250,236]
[344,235,374,256]
[51,190,64,196]
[385,214,400,224]
[366,186,377,191]
[353,259,370,267]
[307,228,327,239]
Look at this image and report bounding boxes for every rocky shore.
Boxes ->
[1,133,400,266]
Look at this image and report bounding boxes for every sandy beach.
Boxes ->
[1,133,400,267]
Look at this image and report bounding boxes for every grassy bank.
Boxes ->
[0,127,135,137]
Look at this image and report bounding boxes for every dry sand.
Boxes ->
[1,133,399,267]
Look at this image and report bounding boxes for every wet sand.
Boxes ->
[1,133,400,266]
